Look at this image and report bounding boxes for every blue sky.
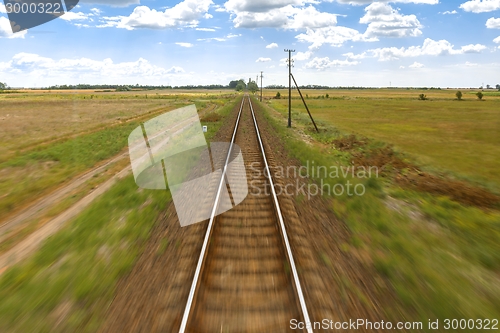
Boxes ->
[1,0,500,87]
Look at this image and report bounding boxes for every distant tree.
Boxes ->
[0,82,7,90]
[235,81,246,92]
[116,86,131,91]
[476,91,483,100]
[496,84,500,91]
[456,91,463,100]
[275,92,281,99]
[228,80,239,89]
[419,93,427,100]
[247,80,258,94]
[325,93,329,98]
[486,84,491,89]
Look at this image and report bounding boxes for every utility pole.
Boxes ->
[260,71,263,102]
[285,49,295,128]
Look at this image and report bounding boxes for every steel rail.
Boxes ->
[178,96,246,333]
[179,95,313,333]
[248,97,314,333]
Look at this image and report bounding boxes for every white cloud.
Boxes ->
[266,42,278,48]
[399,65,405,68]
[365,38,487,60]
[286,6,338,30]
[409,61,424,68]
[176,42,194,47]
[196,27,216,31]
[103,0,213,30]
[166,66,185,73]
[460,44,487,53]
[360,2,423,38]
[464,61,478,66]
[305,57,359,70]
[460,0,500,13]
[74,23,92,28]
[0,52,185,78]
[441,10,458,14]
[80,0,140,7]
[0,3,6,13]
[197,37,226,41]
[295,51,312,60]
[256,57,272,62]
[334,0,438,4]
[486,17,500,28]
[60,12,92,21]
[225,1,338,30]
[224,0,307,14]
[196,33,238,42]
[494,36,500,43]
[0,17,27,39]
[343,51,368,59]
[204,13,213,19]
[296,26,376,50]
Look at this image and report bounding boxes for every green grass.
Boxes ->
[0,94,236,220]
[0,175,171,333]
[268,89,500,191]
[256,96,500,331]
[0,95,240,333]
[0,121,140,220]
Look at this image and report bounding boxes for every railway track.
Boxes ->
[179,95,313,333]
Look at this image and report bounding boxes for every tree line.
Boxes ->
[1,81,500,91]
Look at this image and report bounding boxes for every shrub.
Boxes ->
[476,92,483,100]
[456,91,463,100]
[418,94,427,100]
[275,92,281,99]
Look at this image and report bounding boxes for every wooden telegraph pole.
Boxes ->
[284,49,295,128]
[260,71,263,102]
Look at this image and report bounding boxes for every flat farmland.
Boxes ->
[267,89,500,190]
[0,89,234,220]
[0,89,228,160]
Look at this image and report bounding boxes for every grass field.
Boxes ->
[0,91,238,332]
[256,93,500,331]
[265,88,500,191]
[0,90,236,221]
[0,89,234,160]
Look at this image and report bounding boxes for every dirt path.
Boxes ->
[0,166,131,275]
[0,102,218,243]
[0,102,223,275]
[0,151,129,243]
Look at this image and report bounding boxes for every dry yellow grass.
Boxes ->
[0,92,176,159]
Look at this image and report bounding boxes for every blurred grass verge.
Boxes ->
[0,175,171,333]
[255,97,500,330]
[0,95,237,332]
